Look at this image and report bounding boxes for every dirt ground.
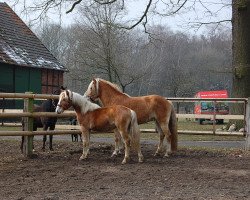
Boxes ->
[0,139,249,200]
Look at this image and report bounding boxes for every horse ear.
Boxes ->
[66,90,70,97]
[60,86,67,91]
[66,90,73,100]
[92,78,96,83]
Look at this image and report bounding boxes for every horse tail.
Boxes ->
[169,102,178,151]
[128,110,141,151]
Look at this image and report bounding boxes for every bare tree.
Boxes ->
[32,1,234,99]
[36,22,67,61]
[9,0,231,31]
[70,2,149,91]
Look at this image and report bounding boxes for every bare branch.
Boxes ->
[94,0,119,5]
[153,0,188,16]
[189,19,232,32]
[119,0,153,30]
[66,0,82,14]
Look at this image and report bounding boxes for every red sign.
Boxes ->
[195,90,228,98]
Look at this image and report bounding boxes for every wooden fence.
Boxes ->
[0,92,249,155]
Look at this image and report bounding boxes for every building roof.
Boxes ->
[0,2,66,71]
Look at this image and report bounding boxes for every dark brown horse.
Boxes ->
[85,78,178,157]
[20,89,60,152]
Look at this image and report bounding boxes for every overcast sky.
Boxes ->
[0,0,232,35]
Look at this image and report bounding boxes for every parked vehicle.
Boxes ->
[194,90,229,124]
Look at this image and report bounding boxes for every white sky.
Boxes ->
[0,0,232,35]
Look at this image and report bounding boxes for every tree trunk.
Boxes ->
[231,0,250,129]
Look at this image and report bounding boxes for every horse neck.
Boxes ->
[72,92,100,114]
[99,82,129,106]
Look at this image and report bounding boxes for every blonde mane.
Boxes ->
[71,92,100,114]
[97,78,130,97]
[58,90,100,115]
[97,78,122,92]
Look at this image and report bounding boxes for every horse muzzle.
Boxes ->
[55,106,64,114]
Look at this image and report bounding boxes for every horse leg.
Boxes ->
[42,125,49,151]
[129,115,143,163]
[134,135,143,163]
[111,129,123,157]
[49,126,55,151]
[154,121,165,156]
[160,123,172,157]
[135,137,143,163]
[119,130,130,164]
[79,128,90,160]
[49,135,53,151]
[138,148,144,163]
[20,136,24,153]
[42,135,47,151]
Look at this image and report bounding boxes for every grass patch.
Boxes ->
[0,126,21,131]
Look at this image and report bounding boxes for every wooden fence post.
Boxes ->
[23,92,34,157]
[245,97,250,150]
[1,97,5,126]
[212,100,216,134]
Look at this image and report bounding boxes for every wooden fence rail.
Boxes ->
[0,111,75,118]
[0,111,245,120]
[0,92,249,153]
[0,93,58,99]
[0,130,81,136]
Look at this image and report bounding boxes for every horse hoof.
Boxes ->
[122,157,129,164]
[118,150,123,155]
[111,152,118,157]
[164,153,170,157]
[154,152,161,157]
[79,155,87,160]
[42,148,45,152]
[138,156,144,163]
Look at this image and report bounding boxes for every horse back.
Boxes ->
[76,105,131,132]
[106,95,171,124]
[33,101,57,129]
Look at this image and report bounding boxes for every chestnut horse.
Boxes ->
[55,89,143,164]
[85,78,178,157]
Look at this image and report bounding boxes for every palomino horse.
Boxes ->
[85,78,178,157]
[55,89,143,164]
